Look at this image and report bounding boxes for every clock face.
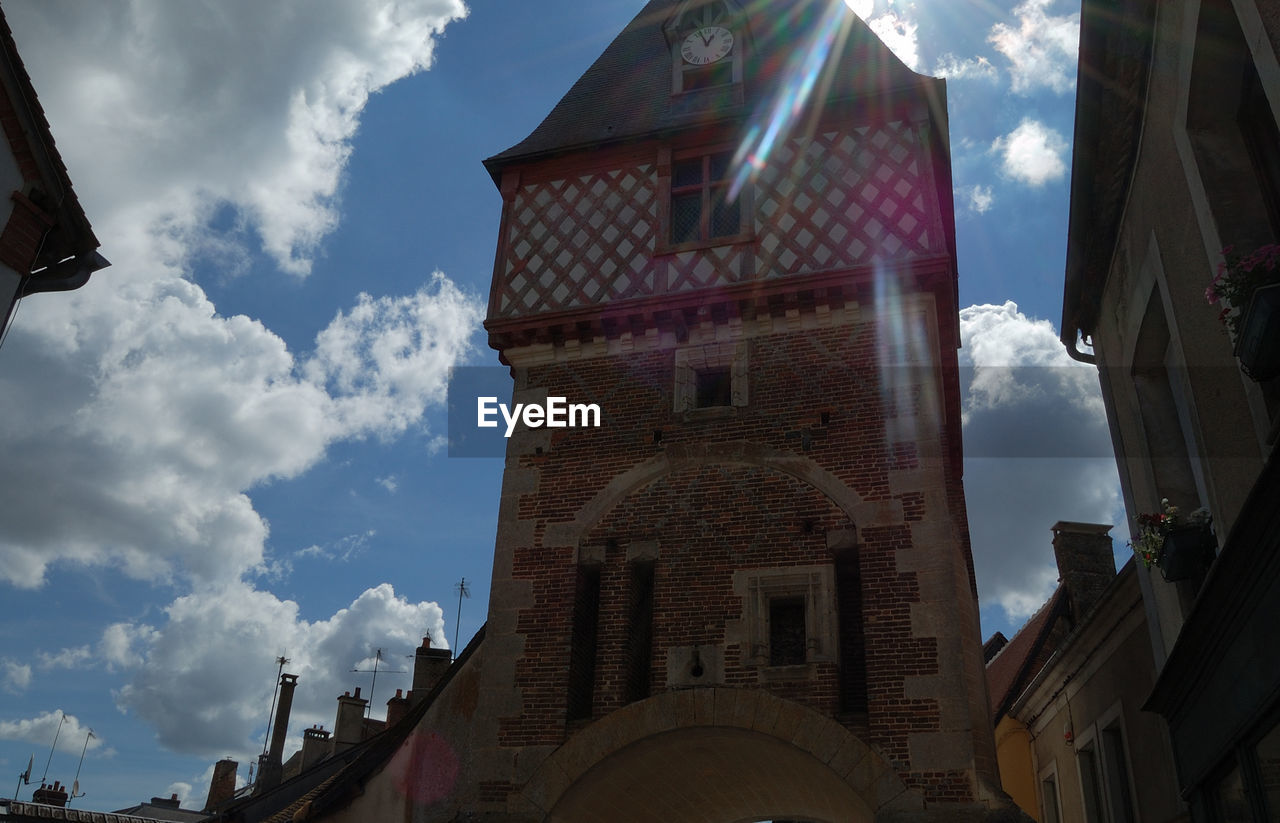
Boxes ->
[681,26,734,66]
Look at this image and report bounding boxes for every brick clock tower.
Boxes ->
[466,1,1002,821]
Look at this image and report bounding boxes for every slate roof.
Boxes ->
[485,0,929,175]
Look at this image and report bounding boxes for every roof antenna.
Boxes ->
[260,655,289,758]
[68,729,93,807]
[13,752,33,802]
[453,578,471,658]
[40,711,66,785]
[350,649,405,719]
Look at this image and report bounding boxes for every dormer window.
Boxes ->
[666,0,744,95]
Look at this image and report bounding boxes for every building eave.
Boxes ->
[1061,0,1158,358]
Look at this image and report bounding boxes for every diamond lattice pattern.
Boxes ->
[753,123,939,279]
[497,167,657,317]
[494,121,941,318]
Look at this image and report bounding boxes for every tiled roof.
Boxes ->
[485,0,927,173]
[209,626,486,823]
[985,588,1070,722]
[0,7,100,259]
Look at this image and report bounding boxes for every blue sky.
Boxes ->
[0,0,1123,812]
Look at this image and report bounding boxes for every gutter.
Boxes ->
[19,250,110,297]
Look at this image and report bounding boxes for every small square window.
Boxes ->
[769,596,807,666]
[674,342,747,413]
[694,366,733,408]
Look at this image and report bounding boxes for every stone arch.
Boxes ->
[519,686,921,822]
[542,441,906,554]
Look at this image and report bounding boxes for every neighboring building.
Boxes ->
[0,790,204,823]
[0,7,108,336]
[1062,0,1280,820]
[985,523,1184,823]
[112,794,207,822]
[214,1,1027,821]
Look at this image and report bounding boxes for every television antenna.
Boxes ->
[66,729,93,807]
[260,655,289,757]
[39,710,65,784]
[350,648,406,718]
[453,578,471,657]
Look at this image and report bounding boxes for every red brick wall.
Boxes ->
[495,322,972,800]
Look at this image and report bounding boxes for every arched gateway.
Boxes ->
[250,2,1022,821]
[526,687,908,823]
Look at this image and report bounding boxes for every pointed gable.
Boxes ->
[485,0,926,173]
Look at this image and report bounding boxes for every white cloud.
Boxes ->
[114,582,446,757]
[5,0,468,277]
[101,623,160,671]
[294,530,377,563]
[964,184,995,214]
[0,712,103,754]
[0,273,481,589]
[868,12,920,70]
[37,646,93,670]
[933,54,999,82]
[165,782,194,810]
[989,0,1080,95]
[2,660,32,692]
[0,2,480,590]
[376,475,399,493]
[959,303,1123,624]
[843,0,875,19]
[992,119,1069,187]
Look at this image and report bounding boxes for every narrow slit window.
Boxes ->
[626,560,655,703]
[566,564,601,720]
[835,549,868,713]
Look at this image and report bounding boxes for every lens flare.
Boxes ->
[728,0,855,201]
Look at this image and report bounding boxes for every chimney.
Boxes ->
[301,725,332,771]
[256,672,299,792]
[204,758,238,811]
[32,781,69,808]
[410,636,452,706]
[1051,522,1116,625]
[386,688,410,727]
[333,687,368,753]
[150,794,181,809]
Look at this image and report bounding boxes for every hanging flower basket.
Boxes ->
[1129,499,1214,582]
[1157,523,1216,582]
[1207,245,1280,380]
[1233,282,1280,381]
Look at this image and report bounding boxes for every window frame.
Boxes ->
[674,341,748,414]
[737,566,836,671]
[656,145,754,254]
[1074,704,1140,823]
[1039,761,1064,823]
